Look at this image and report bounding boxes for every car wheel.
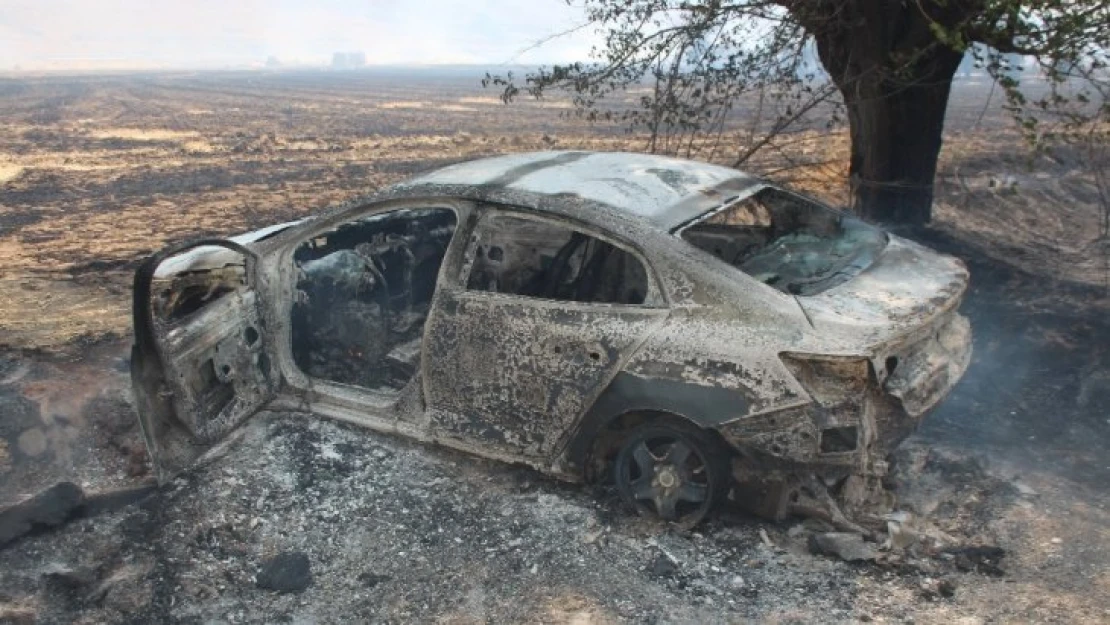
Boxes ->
[614,421,730,526]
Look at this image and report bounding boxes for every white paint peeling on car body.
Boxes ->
[413,151,760,229]
[130,151,973,528]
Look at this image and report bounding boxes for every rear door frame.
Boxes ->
[421,205,671,462]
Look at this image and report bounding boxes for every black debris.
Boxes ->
[0,482,85,547]
[947,545,1006,577]
[256,551,313,594]
[649,552,679,578]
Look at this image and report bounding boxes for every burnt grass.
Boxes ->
[0,71,1108,623]
[907,226,1110,490]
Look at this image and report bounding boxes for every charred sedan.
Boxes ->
[131,151,971,527]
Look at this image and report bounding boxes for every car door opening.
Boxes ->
[290,207,457,391]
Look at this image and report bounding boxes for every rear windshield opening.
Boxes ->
[679,187,887,296]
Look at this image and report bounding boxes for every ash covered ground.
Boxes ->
[2,387,1107,624]
[1,71,1109,623]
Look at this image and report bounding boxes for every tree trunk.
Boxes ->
[803,2,966,225]
[843,69,961,224]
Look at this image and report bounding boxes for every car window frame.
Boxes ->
[455,206,669,310]
[671,183,888,299]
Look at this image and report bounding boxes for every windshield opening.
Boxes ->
[679,187,887,296]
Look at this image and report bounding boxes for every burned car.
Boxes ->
[131,151,971,527]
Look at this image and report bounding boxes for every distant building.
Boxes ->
[331,52,367,70]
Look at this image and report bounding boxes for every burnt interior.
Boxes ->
[151,263,246,322]
[291,207,456,391]
[680,188,887,296]
[467,214,648,305]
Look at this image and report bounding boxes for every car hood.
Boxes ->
[796,235,969,348]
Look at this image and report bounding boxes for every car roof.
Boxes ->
[407,151,761,231]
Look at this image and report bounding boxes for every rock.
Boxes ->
[256,551,313,593]
[807,532,878,562]
[648,553,679,579]
[0,482,85,547]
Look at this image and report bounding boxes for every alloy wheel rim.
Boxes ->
[623,435,711,522]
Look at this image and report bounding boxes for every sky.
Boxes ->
[0,0,599,70]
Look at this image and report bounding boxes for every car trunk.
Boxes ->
[799,235,973,421]
[800,235,969,336]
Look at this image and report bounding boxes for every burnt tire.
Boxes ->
[614,421,731,527]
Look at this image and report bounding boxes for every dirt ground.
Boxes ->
[0,70,1108,624]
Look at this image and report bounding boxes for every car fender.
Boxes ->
[559,366,755,475]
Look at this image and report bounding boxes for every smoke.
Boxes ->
[912,233,1110,489]
[0,0,598,69]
